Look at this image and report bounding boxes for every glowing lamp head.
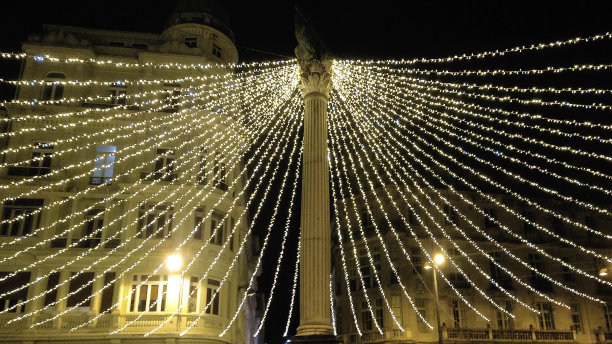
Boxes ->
[434,253,445,265]
[166,253,182,271]
[600,268,609,277]
[423,262,433,270]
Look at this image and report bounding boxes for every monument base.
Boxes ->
[291,335,341,344]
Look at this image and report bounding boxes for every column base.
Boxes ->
[292,334,340,344]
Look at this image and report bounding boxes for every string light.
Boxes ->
[283,236,300,337]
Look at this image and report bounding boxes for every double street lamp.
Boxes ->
[424,253,446,344]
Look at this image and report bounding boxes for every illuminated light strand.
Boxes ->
[362,69,612,144]
[0,66,295,241]
[28,76,299,326]
[142,94,302,337]
[346,32,612,65]
[334,64,612,238]
[1,65,285,133]
[186,99,302,338]
[335,89,569,311]
[362,66,612,112]
[73,89,300,333]
[253,148,303,337]
[0,50,294,71]
[333,69,612,271]
[0,64,291,124]
[343,79,612,300]
[328,156,363,335]
[329,95,436,328]
[0,71,296,300]
[0,67,289,193]
[282,236,300,337]
[331,273,337,336]
[365,62,612,77]
[330,92,491,322]
[328,108,384,335]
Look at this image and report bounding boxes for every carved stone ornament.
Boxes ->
[298,60,332,99]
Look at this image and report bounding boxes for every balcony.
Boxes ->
[140,171,177,182]
[595,329,612,343]
[7,166,51,177]
[89,176,112,185]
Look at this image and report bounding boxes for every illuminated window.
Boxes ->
[129,275,167,312]
[91,145,116,185]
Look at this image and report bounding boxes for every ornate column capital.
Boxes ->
[298,60,332,99]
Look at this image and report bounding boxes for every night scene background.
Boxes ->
[0,1,612,343]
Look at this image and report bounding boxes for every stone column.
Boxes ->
[296,60,335,339]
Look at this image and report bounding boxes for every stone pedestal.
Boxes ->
[296,60,335,339]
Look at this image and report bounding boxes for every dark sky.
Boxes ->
[1,1,612,344]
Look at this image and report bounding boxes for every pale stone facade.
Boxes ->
[333,186,612,344]
[0,2,262,343]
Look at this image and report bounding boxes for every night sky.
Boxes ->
[1,1,612,343]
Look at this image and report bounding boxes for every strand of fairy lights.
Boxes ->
[330,93,492,321]
[343,82,611,301]
[347,31,612,65]
[335,90,568,311]
[25,76,298,326]
[71,90,300,332]
[333,67,612,288]
[140,94,302,337]
[335,63,612,238]
[0,64,290,124]
[0,72,296,304]
[253,148,303,337]
[283,237,301,337]
[363,69,612,144]
[330,273,337,336]
[0,66,286,159]
[0,66,295,244]
[328,155,364,335]
[184,99,302,337]
[0,67,288,198]
[0,50,294,71]
[329,95,437,328]
[362,65,612,112]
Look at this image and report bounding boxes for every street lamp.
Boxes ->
[425,253,445,344]
[599,268,608,277]
[166,253,183,331]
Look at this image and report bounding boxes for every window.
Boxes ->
[415,298,429,332]
[212,44,222,58]
[523,211,537,234]
[374,298,384,329]
[561,257,573,282]
[44,272,60,307]
[348,259,357,292]
[129,275,167,312]
[143,148,177,181]
[28,142,53,176]
[536,302,555,330]
[108,83,127,105]
[162,83,181,112]
[229,217,235,251]
[91,145,116,185]
[528,253,553,292]
[449,268,468,288]
[197,148,207,184]
[205,279,220,315]
[489,251,512,290]
[213,152,227,190]
[99,272,116,313]
[408,208,420,226]
[137,203,174,238]
[452,299,467,328]
[0,272,30,313]
[355,246,380,290]
[361,208,373,228]
[193,206,205,240]
[210,212,225,245]
[604,305,612,331]
[361,301,372,331]
[484,208,498,229]
[411,248,423,274]
[444,204,459,225]
[570,304,582,333]
[336,305,343,334]
[188,276,199,313]
[74,208,103,248]
[496,300,513,330]
[184,37,197,48]
[391,295,402,328]
[42,72,65,101]
[1,198,44,236]
[66,272,94,308]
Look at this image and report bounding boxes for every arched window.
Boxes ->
[42,72,65,101]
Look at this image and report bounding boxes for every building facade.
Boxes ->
[0,1,262,343]
[333,186,612,344]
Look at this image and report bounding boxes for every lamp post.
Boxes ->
[425,253,446,344]
[166,253,183,331]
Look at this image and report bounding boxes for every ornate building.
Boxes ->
[332,186,612,344]
[0,1,263,343]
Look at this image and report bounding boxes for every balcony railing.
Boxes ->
[595,329,612,343]
[7,166,51,177]
[89,176,112,185]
